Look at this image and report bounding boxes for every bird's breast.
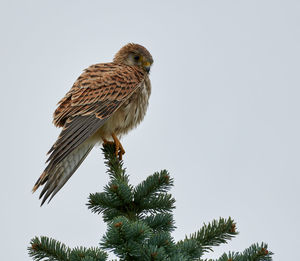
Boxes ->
[100,79,151,138]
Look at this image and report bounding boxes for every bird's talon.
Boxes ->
[103,134,125,160]
[118,149,125,160]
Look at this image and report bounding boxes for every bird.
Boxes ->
[32,43,153,206]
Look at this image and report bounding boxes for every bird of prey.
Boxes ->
[33,43,153,205]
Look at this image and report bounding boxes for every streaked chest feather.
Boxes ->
[101,80,151,136]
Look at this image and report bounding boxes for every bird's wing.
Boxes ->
[53,63,145,127]
[47,63,145,164]
[33,63,145,199]
[47,63,145,166]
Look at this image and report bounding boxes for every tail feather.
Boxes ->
[33,140,94,206]
[32,171,48,193]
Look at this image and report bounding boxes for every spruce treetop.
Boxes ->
[29,144,273,261]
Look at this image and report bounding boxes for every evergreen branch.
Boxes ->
[88,191,123,214]
[102,144,129,183]
[88,183,133,213]
[69,247,107,261]
[146,231,176,256]
[88,190,130,222]
[139,193,176,214]
[142,213,176,232]
[134,170,173,203]
[139,245,168,260]
[101,208,130,223]
[207,242,273,261]
[28,236,70,261]
[183,217,237,254]
[88,186,136,222]
[105,181,134,205]
[101,216,152,259]
[176,238,204,260]
[28,237,107,261]
[88,145,135,221]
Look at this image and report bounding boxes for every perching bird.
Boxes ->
[33,43,153,205]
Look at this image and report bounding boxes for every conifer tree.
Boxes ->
[29,144,273,261]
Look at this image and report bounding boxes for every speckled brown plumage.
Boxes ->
[33,43,153,205]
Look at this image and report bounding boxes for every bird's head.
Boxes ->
[113,43,153,73]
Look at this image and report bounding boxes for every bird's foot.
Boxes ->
[112,133,125,160]
[103,134,125,160]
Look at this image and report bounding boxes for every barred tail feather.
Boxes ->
[33,140,94,206]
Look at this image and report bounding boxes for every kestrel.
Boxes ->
[33,43,153,205]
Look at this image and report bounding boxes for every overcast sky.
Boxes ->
[1,0,299,260]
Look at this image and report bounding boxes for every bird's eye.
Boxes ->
[134,55,140,61]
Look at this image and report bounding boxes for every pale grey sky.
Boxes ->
[1,0,299,260]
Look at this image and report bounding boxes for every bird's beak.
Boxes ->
[143,61,151,73]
